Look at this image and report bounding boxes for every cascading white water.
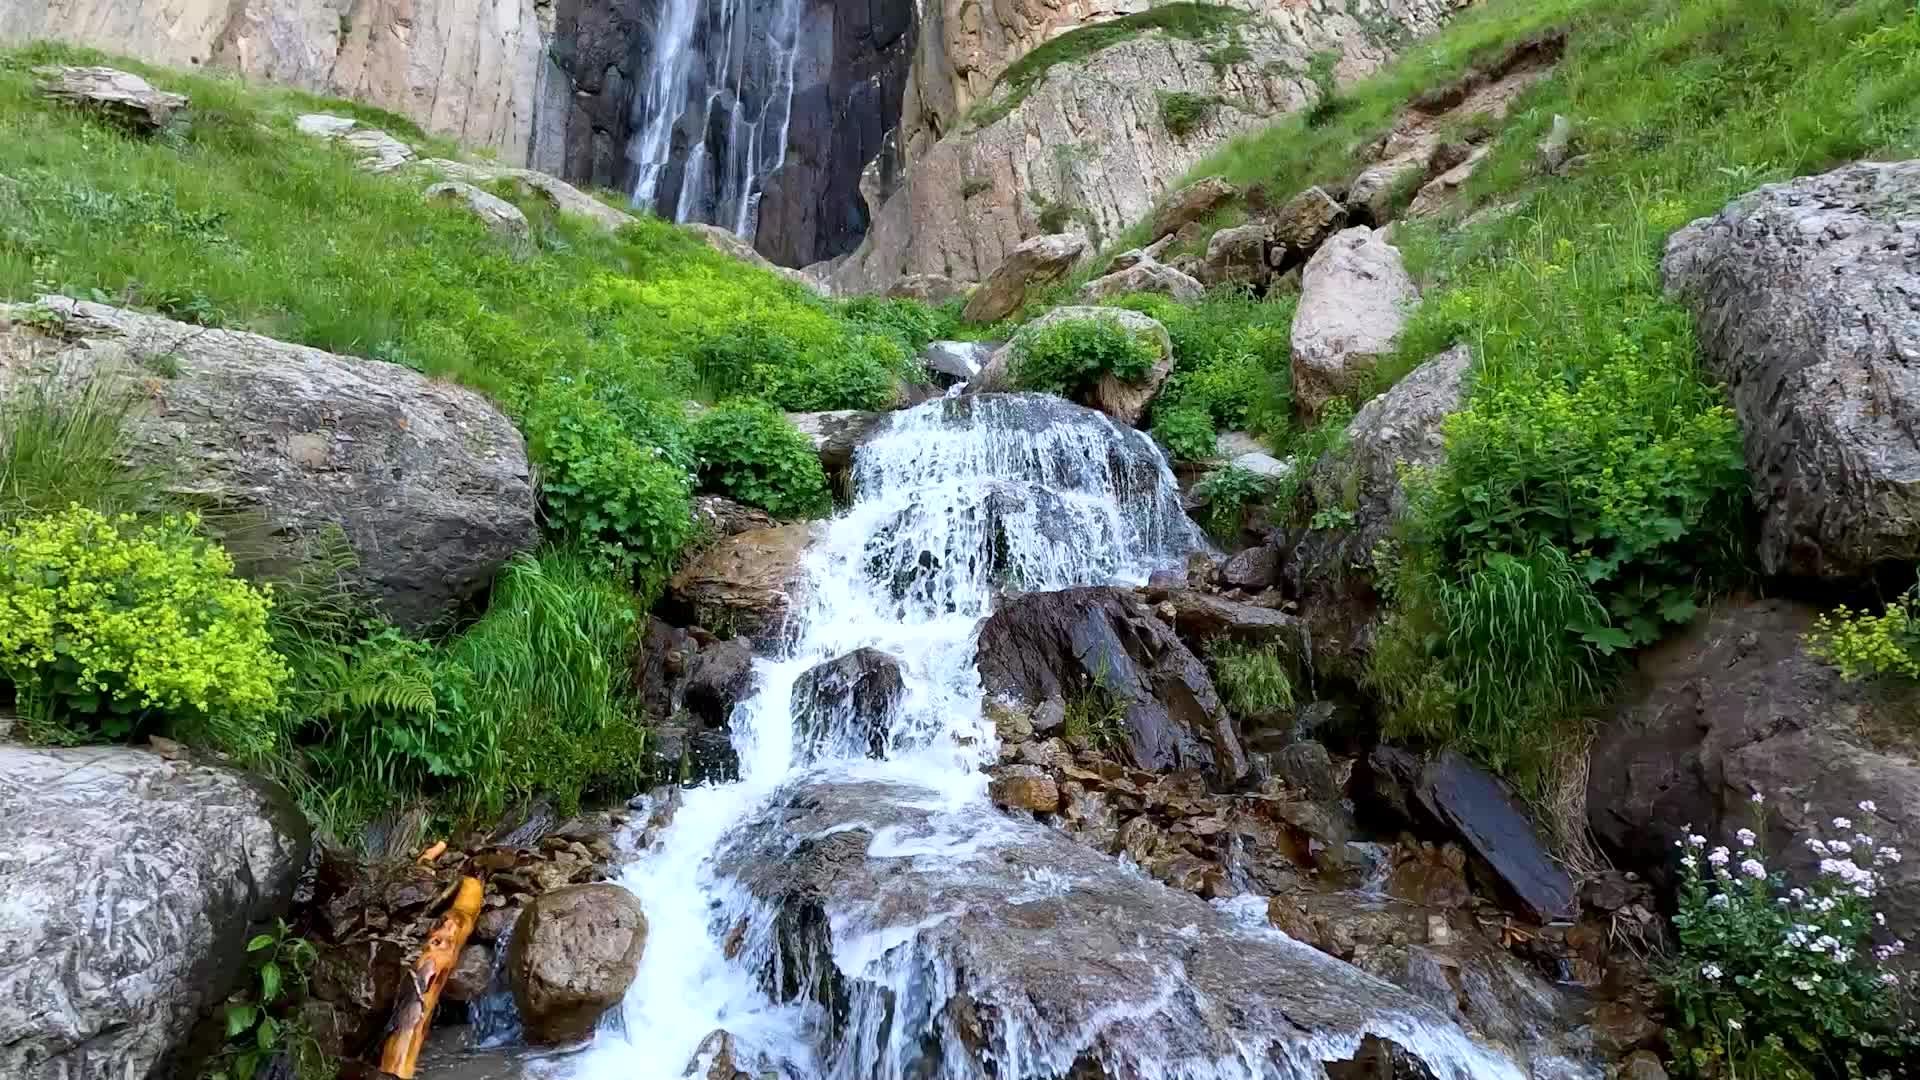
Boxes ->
[566,394,1528,1080]
[627,0,802,239]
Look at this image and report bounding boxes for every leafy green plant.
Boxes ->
[0,506,286,756]
[1159,91,1222,138]
[1806,586,1920,681]
[1662,798,1918,1078]
[1151,403,1217,462]
[209,920,327,1080]
[838,295,955,354]
[1310,506,1357,530]
[691,400,832,520]
[1063,676,1129,753]
[0,374,167,528]
[748,333,912,413]
[1107,291,1295,442]
[527,390,694,571]
[1190,466,1272,541]
[1210,642,1294,719]
[1304,50,1344,127]
[1011,317,1158,397]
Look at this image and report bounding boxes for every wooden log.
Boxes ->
[378,875,483,1077]
[416,840,447,865]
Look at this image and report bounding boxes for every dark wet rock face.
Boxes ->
[717,780,1526,1080]
[975,586,1246,787]
[792,647,906,760]
[510,883,648,1044]
[1416,752,1576,922]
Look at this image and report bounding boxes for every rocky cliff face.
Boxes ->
[827,0,1464,293]
[754,0,917,268]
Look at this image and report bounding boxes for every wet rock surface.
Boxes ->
[509,883,648,1044]
[719,778,1527,1080]
[665,523,814,644]
[792,647,907,760]
[1662,159,1920,579]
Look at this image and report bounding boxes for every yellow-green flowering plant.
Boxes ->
[0,505,287,756]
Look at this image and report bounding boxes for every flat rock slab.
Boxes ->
[296,113,415,172]
[1417,751,1576,922]
[35,65,185,131]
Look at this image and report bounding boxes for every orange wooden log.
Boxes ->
[378,875,483,1078]
[416,840,447,865]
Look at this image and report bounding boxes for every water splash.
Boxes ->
[566,394,1525,1080]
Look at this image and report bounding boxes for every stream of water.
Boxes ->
[563,394,1527,1080]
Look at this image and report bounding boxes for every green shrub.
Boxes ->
[1012,317,1158,397]
[750,333,911,413]
[527,390,695,571]
[1190,466,1271,541]
[1152,403,1217,462]
[691,400,832,520]
[1210,642,1294,719]
[1662,802,1919,1077]
[1806,586,1920,681]
[1159,91,1221,138]
[839,295,956,354]
[1108,292,1295,441]
[0,506,287,756]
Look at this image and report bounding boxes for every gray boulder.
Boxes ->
[1199,223,1273,291]
[1416,752,1576,922]
[1282,344,1472,674]
[35,66,186,132]
[1150,176,1239,241]
[1077,259,1206,303]
[961,233,1087,324]
[1662,160,1920,579]
[0,745,309,1079]
[1290,227,1419,423]
[423,180,531,246]
[786,409,888,473]
[1590,599,1920,946]
[665,523,813,644]
[509,883,648,1044]
[0,298,538,631]
[919,340,994,386]
[1267,186,1348,266]
[792,648,906,760]
[975,586,1246,788]
[296,113,415,173]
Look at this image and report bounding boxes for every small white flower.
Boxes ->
[1681,854,1698,870]
[1877,913,1888,926]
[1707,893,1730,908]
[1830,839,1854,854]
[1875,846,1903,867]
[1701,963,1723,981]
[1687,833,1708,848]
[1793,976,1814,991]
[1727,1020,1742,1031]
[1807,838,1831,856]
[1741,858,1766,879]
[1884,973,1902,988]
[1737,828,1758,848]
[1859,800,1878,814]
[1752,791,1766,804]
[1790,888,1806,901]
[1834,817,1853,831]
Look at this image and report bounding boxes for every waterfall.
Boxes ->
[627,0,803,240]
[566,395,1526,1080]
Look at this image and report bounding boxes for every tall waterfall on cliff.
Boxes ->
[627,0,802,238]
[566,394,1528,1080]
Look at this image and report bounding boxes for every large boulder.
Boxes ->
[975,586,1246,788]
[0,297,537,631]
[1661,160,1920,579]
[417,159,634,234]
[1281,345,1472,674]
[1198,223,1274,291]
[1291,227,1419,423]
[1267,185,1349,267]
[658,637,753,785]
[960,233,1087,324]
[1149,176,1239,241]
[982,307,1173,426]
[792,648,906,760]
[1077,259,1206,303]
[0,745,309,1079]
[1414,751,1576,922]
[1589,599,1920,945]
[422,180,532,247]
[509,883,648,1044]
[664,523,813,643]
[919,340,994,386]
[34,65,185,132]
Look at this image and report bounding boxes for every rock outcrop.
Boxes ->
[1661,160,1920,580]
[664,523,814,642]
[297,113,415,172]
[0,744,309,1079]
[33,65,186,132]
[1281,345,1472,673]
[1589,599,1920,945]
[1291,226,1419,423]
[787,409,889,473]
[974,586,1246,787]
[829,0,1462,296]
[0,297,538,631]
[960,233,1087,323]
[980,306,1173,426]
[509,883,649,1044]
[1077,259,1205,303]
[423,180,532,246]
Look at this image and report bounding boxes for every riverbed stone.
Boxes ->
[509,884,648,1044]
[793,647,906,760]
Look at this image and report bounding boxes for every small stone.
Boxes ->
[1425,914,1451,946]
[1622,1050,1669,1080]
[989,766,1062,813]
[444,943,495,1002]
[423,180,531,246]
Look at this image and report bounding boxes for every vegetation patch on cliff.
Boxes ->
[967,3,1251,129]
